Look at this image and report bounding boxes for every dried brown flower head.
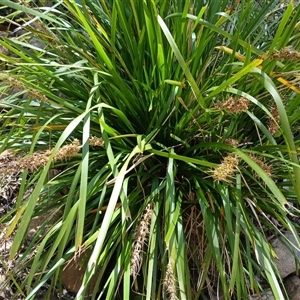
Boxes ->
[216,97,249,114]
[0,139,81,176]
[164,258,179,300]
[0,150,19,177]
[27,89,48,102]
[270,46,300,61]
[4,76,25,91]
[212,153,239,182]
[268,103,280,135]
[19,150,50,172]
[225,138,239,147]
[53,139,81,162]
[89,136,104,147]
[130,204,153,281]
[0,74,48,102]
[249,154,272,177]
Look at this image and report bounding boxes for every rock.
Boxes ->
[250,288,275,300]
[0,150,11,159]
[28,38,46,50]
[250,232,300,299]
[27,209,62,241]
[271,232,300,278]
[35,294,59,300]
[251,276,300,300]
[61,250,100,296]
[285,275,300,300]
[0,273,13,299]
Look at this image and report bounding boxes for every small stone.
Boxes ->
[0,274,13,300]
[27,209,62,242]
[271,232,300,278]
[61,250,100,296]
[0,274,6,284]
[250,289,275,300]
[285,275,300,300]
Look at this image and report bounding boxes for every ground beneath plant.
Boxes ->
[0,151,76,299]
[0,221,77,299]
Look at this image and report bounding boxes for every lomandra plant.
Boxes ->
[1,0,300,299]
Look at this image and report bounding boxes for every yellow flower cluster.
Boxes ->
[212,153,239,182]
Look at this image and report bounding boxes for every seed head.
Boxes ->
[1,139,81,176]
[164,258,179,300]
[53,139,81,162]
[89,136,104,147]
[27,89,48,102]
[270,46,300,61]
[4,76,25,91]
[249,154,272,177]
[130,204,153,281]
[225,138,239,147]
[19,150,50,172]
[268,103,280,135]
[0,74,48,102]
[212,153,239,182]
[216,97,249,114]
